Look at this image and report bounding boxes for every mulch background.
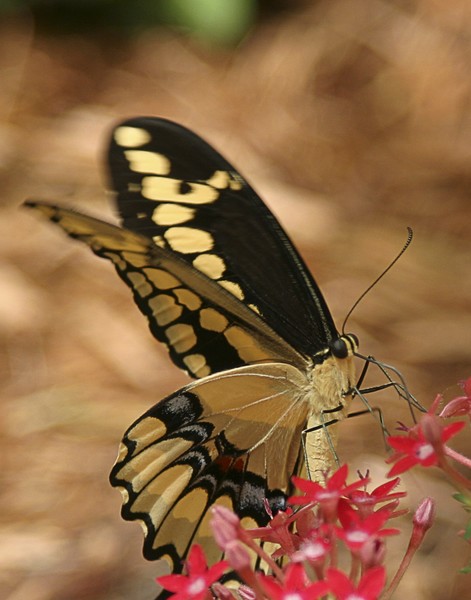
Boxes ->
[1,2,470,598]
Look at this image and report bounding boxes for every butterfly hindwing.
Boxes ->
[108,117,338,358]
[110,362,311,570]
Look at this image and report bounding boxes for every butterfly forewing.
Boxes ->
[108,117,338,357]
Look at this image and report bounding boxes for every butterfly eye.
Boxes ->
[330,334,359,359]
[330,338,348,359]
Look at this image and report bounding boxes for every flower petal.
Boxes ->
[187,545,208,575]
[387,455,418,477]
[157,573,188,592]
[358,566,386,598]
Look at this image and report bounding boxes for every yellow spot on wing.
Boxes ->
[224,326,267,362]
[153,203,195,226]
[165,323,197,353]
[121,252,149,268]
[104,252,126,270]
[172,486,209,521]
[205,170,244,191]
[164,227,214,254]
[183,354,210,377]
[248,304,261,314]
[142,176,218,204]
[147,294,183,325]
[206,170,231,189]
[199,308,228,332]
[173,288,202,310]
[126,416,167,455]
[118,437,193,493]
[127,272,153,297]
[114,126,151,147]
[144,268,181,289]
[152,235,166,248]
[124,150,171,175]
[117,485,130,506]
[219,279,244,300]
[192,253,226,279]
[229,176,243,191]
[116,441,129,463]
[155,487,209,557]
[133,464,193,528]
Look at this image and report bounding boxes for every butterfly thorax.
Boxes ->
[302,333,358,480]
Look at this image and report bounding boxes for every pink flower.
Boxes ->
[336,502,399,552]
[291,535,331,564]
[210,505,241,550]
[440,377,471,420]
[348,476,406,518]
[210,506,260,589]
[410,497,435,548]
[157,545,228,600]
[387,418,465,477]
[326,566,386,600]
[413,497,435,530]
[289,465,366,521]
[260,563,329,600]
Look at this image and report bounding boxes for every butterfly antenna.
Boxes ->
[342,227,413,334]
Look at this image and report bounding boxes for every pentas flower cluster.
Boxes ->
[157,378,471,598]
[157,467,428,600]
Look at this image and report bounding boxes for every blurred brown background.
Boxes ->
[1,1,470,599]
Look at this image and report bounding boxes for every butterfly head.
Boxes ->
[329,333,359,359]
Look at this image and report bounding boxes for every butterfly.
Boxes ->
[25,117,359,574]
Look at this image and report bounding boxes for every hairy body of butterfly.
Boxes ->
[25,117,359,574]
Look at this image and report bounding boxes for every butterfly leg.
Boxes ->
[354,353,424,415]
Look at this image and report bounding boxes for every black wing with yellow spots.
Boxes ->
[108,118,339,360]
